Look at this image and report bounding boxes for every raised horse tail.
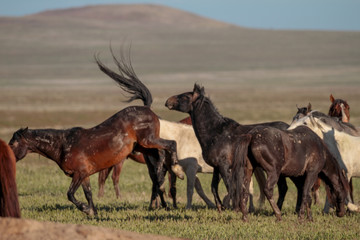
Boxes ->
[0,139,21,218]
[230,134,252,212]
[94,46,153,107]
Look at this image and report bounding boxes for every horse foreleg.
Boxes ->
[98,167,112,198]
[211,168,223,211]
[82,177,97,216]
[112,160,125,198]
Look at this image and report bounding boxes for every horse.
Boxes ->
[231,125,349,221]
[8,50,183,216]
[289,112,360,212]
[165,84,289,211]
[329,94,350,122]
[0,139,21,218]
[293,97,357,206]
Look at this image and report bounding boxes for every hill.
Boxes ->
[0,4,359,80]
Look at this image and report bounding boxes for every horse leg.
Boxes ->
[112,160,125,199]
[169,170,177,209]
[139,137,184,180]
[67,174,92,215]
[276,175,288,211]
[299,173,317,221]
[185,166,196,209]
[263,171,282,221]
[253,167,266,209]
[98,166,112,198]
[311,178,321,205]
[219,164,231,209]
[194,176,216,208]
[81,177,97,216]
[211,168,223,211]
[248,177,255,213]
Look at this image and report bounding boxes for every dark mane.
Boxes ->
[310,111,358,134]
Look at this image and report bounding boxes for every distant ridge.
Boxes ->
[31,4,233,28]
[0,4,359,80]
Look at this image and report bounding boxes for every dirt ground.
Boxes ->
[0,217,184,240]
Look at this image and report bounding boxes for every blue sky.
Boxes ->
[1,0,360,31]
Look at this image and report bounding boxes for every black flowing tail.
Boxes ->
[230,134,252,212]
[95,46,153,107]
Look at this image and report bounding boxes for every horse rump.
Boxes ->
[0,139,21,218]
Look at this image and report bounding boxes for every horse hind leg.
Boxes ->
[82,177,97,216]
[263,171,282,221]
[67,174,96,216]
[139,137,184,180]
[194,176,216,209]
[98,167,112,198]
[112,160,125,198]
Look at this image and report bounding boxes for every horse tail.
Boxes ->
[94,46,153,107]
[230,134,252,212]
[0,139,21,218]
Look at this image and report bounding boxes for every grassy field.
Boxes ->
[1,71,360,239]
[1,4,360,239]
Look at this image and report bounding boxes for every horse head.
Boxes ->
[165,83,205,113]
[292,103,312,123]
[329,94,350,122]
[8,127,30,161]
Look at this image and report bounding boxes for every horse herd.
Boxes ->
[0,49,359,222]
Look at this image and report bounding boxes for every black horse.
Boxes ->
[165,84,289,211]
[231,125,349,221]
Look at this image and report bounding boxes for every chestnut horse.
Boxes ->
[0,138,21,218]
[8,51,183,216]
[231,125,349,221]
[165,84,289,211]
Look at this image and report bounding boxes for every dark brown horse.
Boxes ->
[231,125,349,221]
[8,51,183,216]
[0,138,21,218]
[165,84,289,211]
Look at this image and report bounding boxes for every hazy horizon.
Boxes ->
[1,0,360,31]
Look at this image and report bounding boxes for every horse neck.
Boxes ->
[26,129,65,164]
[190,96,225,147]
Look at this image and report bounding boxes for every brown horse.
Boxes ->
[98,116,191,200]
[8,50,183,216]
[329,94,350,122]
[0,138,21,218]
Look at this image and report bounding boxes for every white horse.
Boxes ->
[288,112,360,212]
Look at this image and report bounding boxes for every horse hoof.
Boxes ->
[172,165,184,180]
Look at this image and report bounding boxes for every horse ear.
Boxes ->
[193,84,204,101]
[330,94,335,103]
[307,103,312,112]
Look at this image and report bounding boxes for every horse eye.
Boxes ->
[304,122,307,125]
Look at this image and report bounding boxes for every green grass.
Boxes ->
[16,155,360,239]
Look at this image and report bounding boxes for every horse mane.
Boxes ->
[0,139,21,218]
[309,111,358,134]
[94,46,153,107]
